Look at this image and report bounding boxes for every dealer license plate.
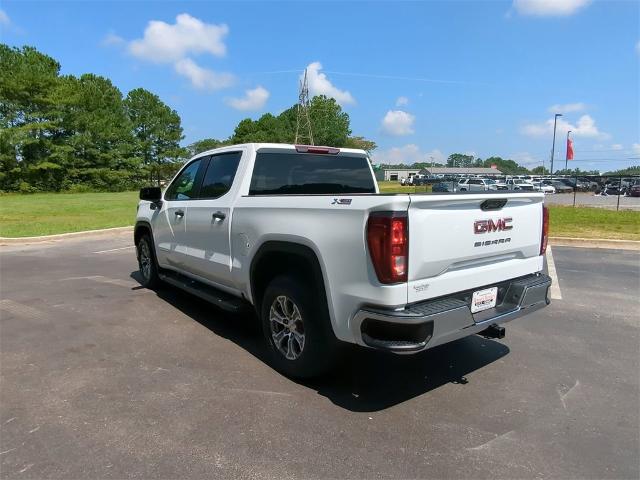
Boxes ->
[471,287,498,313]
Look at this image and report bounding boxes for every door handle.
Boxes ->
[174,210,184,218]
[212,211,226,221]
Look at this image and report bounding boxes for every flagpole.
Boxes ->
[550,113,562,177]
[565,130,571,171]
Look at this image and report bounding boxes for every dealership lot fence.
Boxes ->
[404,175,640,211]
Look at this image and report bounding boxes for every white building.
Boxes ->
[381,168,421,181]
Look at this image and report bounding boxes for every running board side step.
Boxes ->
[158,270,248,314]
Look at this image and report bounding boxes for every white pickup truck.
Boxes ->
[135,143,551,378]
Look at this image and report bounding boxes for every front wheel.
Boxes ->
[261,275,342,378]
[136,234,161,289]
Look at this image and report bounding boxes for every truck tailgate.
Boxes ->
[407,193,545,304]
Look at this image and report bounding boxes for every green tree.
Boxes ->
[124,88,186,184]
[54,75,133,168]
[308,95,351,146]
[187,138,229,156]
[229,95,361,147]
[447,153,475,168]
[482,156,529,175]
[0,45,61,189]
[344,136,377,154]
[603,165,640,176]
[530,166,549,175]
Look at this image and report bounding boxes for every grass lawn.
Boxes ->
[1,189,638,240]
[0,191,139,237]
[377,181,432,193]
[548,205,640,241]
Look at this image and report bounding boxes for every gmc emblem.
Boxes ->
[474,217,513,234]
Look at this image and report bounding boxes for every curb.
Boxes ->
[550,236,640,251]
[0,226,133,245]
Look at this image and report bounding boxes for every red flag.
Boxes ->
[566,137,574,160]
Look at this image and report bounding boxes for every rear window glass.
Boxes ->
[249,151,376,195]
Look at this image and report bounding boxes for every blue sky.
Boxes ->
[1,0,638,171]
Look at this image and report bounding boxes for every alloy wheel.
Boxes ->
[269,295,305,360]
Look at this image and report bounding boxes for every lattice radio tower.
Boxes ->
[295,68,314,145]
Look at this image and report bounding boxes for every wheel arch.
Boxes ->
[249,241,330,319]
[134,220,153,246]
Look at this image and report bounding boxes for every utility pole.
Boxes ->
[295,68,314,145]
[550,113,562,177]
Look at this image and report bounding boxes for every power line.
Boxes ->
[323,70,490,86]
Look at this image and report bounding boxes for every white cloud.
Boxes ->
[101,32,125,47]
[372,144,445,166]
[548,102,586,114]
[304,62,355,106]
[395,96,409,107]
[226,86,270,111]
[129,13,229,63]
[521,114,609,140]
[513,0,591,16]
[0,9,10,26]
[381,110,415,136]
[633,143,640,155]
[174,58,235,91]
[611,144,623,151]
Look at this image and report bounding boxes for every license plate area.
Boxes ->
[471,287,498,313]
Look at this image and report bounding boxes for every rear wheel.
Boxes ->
[261,275,341,378]
[136,234,161,289]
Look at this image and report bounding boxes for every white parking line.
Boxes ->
[92,245,135,254]
[62,275,138,289]
[546,246,563,300]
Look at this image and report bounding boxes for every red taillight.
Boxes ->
[540,205,549,255]
[295,145,340,154]
[367,212,408,284]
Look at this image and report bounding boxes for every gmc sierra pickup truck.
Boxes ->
[135,143,551,378]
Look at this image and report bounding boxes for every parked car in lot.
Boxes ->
[628,184,640,197]
[531,181,555,194]
[505,178,535,191]
[431,182,456,192]
[135,143,551,378]
[598,181,629,196]
[457,178,505,191]
[577,177,600,191]
[543,180,573,193]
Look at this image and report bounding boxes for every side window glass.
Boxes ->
[165,159,202,200]
[198,152,242,199]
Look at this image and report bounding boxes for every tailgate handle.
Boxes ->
[480,199,507,211]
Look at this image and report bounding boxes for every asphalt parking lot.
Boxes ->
[1,233,638,479]
[543,192,640,210]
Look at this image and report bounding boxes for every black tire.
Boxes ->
[136,233,161,289]
[260,275,342,379]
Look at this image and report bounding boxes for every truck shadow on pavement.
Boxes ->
[311,337,509,412]
[132,272,510,412]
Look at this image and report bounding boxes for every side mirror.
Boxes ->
[140,186,162,202]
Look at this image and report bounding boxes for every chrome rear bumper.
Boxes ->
[353,273,551,353]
